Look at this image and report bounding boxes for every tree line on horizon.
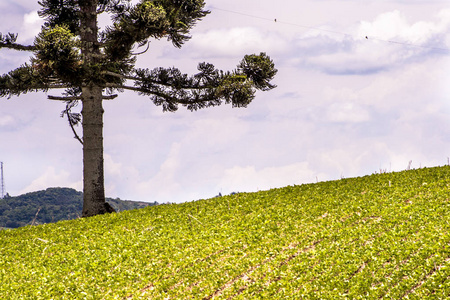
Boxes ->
[0,187,157,228]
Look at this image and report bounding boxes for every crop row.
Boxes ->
[0,166,449,299]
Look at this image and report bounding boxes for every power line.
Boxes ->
[1,162,4,199]
[211,6,354,37]
[210,6,450,53]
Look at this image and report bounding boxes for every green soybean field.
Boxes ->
[1,166,450,299]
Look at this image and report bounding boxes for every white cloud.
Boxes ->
[325,102,371,123]
[134,142,183,202]
[2,0,450,205]
[219,162,322,193]
[295,9,450,75]
[99,55,450,203]
[358,9,450,45]
[318,87,371,123]
[20,167,82,194]
[19,10,44,43]
[187,27,288,58]
[104,154,123,177]
[24,10,41,26]
[0,115,15,127]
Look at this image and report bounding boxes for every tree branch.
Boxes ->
[118,84,217,106]
[49,94,118,101]
[0,33,36,51]
[0,64,72,98]
[102,94,118,100]
[102,71,137,81]
[46,84,72,89]
[67,111,84,146]
[61,101,83,146]
[131,41,150,56]
[104,69,217,90]
[0,43,36,51]
[48,95,82,101]
[118,85,149,93]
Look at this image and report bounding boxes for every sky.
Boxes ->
[1,0,450,203]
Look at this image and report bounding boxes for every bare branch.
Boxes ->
[69,117,84,145]
[60,101,83,146]
[48,95,82,101]
[131,41,150,56]
[102,94,118,100]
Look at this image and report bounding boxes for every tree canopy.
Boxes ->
[0,0,277,217]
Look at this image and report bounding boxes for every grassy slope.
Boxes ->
[1,166,449,299]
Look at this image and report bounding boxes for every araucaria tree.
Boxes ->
[0,0,277,217]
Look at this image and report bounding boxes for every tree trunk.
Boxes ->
[81,87,115,217]
[79,0,115,217]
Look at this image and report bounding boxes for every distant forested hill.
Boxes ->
[0,188,157,228]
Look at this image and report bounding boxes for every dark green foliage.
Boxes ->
[238,53,278,91]
[0,188,157,228]
[107,197,156,212]
[106,2,178,59]
[38,0,80,34]
[134,53,276,112]
[104,0,209,60]
[0,33,18,45]
[1,0,276,112]
[150,0,210,47]
[33,25,82,84]
[0,25,84,98]
[0,64,49,98]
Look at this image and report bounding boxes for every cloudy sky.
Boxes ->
[1,0,450,203]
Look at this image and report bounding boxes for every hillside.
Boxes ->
[0,166,449,299]
[0,187,157,228]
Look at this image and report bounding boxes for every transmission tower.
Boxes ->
[1,162,4,199]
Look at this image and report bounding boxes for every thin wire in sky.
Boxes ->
[210,6,450,53]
